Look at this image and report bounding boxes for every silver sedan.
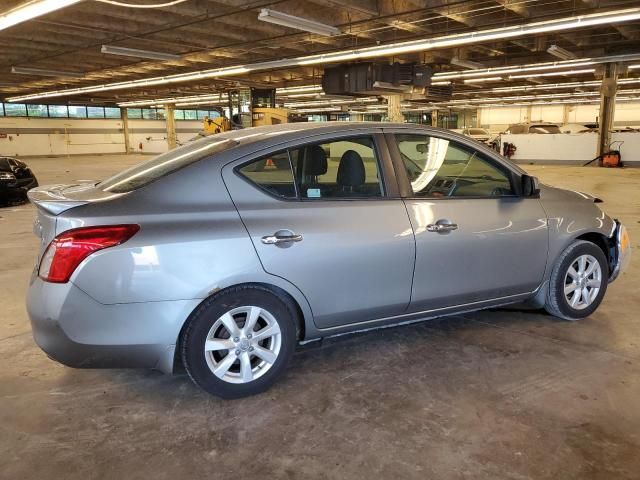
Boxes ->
[26,123,631,398]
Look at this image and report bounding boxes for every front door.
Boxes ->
[388,131,548,312]
[222,133,415,329]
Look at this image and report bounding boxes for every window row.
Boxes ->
[238,134,514,200]
[0,104,222,121]
[0,104,122,119]
[126,108,221,121]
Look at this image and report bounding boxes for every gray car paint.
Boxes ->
[25,122,624,373]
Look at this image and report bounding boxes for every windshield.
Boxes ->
[529,124,561,134]
[99,137,238,193]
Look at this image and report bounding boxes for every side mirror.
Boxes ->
[521,174,540,197]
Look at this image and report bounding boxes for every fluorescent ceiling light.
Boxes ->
[446,96,640,109]
[508,68,595,79]
[285,97,378,108]
[9,7,640,102]
[119,93,226,107]
[278,92,325,98]
[456,78,640,95]
[0,0,83,32]
[464,76,502,83]
[174,99,227,107]
[276,85,322,93]
[547,45,577,60]
[258,8,340,36]
[294,107,343,113]
[451,57,485,69]
[447,89,640,104]
[119,88,327,107]
[431,81,452,86]
[11,66,84,77]
[101,45,182,61]
[433,54,640,81]
[629,64,640,70]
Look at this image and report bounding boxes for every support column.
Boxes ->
[475,108,482,128]
[384,95,404,122]
[431,109,438,127]
[562,104,571,125]
[165,104,177,150]
[598,62,618,157]
[525,105,533,123]
[120,108,131,153]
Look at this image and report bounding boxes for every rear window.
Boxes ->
[529,124,561,134]
[99,137,238,193]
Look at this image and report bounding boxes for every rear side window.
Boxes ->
[290,137,383,199]
[99,137,238,193]
[237,136,384,200]
[238,151,297,199]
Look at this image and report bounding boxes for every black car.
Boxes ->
[0,157,38,206]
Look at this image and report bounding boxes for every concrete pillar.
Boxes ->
[476,108,482,128]
[165,104,177,150]
[120,108,131,153]
[598,62,618,157]
[562,104,571,125]
[384,95,404,122]
[431,110,438,127]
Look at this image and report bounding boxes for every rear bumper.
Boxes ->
[609,220,631,283]
[26,276,200,373]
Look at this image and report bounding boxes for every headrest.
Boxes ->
[337,150,365,187]
[306,145,328,176]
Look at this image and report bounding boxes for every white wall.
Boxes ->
[0,117,202,157]
[128,119,201,154]
[502,133,599,163]
[501,131,640,164]
[479,101,640,132]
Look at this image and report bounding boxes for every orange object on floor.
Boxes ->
[601,151,621,167]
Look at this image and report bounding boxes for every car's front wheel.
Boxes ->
[545,240,609,321]
[181,286,297,398]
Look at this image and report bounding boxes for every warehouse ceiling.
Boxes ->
[1,0,640,110]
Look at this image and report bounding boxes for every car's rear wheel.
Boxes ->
[545,240,608,321]
[181,286,297,399]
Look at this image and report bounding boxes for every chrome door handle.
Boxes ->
[426,223,458,233]
[261,233,303,245]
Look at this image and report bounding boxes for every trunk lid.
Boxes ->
[28,182,124,261]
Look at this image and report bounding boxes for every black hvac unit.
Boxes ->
[322,62,433,96]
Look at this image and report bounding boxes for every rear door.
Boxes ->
[386,129,548,312]
[222,130,415,329]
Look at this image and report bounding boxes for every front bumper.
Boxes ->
[609,220,631,282]
[26,276,200,373]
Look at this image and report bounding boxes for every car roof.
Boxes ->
[197,121,476,150]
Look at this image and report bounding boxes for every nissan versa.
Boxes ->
[26,123,631,398]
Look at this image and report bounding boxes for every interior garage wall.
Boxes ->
[0,117,202,157]
[478,101,640,132]
[502,131,640,165]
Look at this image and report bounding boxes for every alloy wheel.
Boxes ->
[203,306,282,384]
[563,254,602,310]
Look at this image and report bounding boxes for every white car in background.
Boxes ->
[505,122,562,134]
[560,123,598,134]
[461,127,495,144]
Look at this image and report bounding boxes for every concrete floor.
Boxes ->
[1,154,639,479]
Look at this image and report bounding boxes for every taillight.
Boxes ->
[39,224,140,283]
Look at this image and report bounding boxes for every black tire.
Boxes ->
[181,285,297,399]
[545,240,609,321]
